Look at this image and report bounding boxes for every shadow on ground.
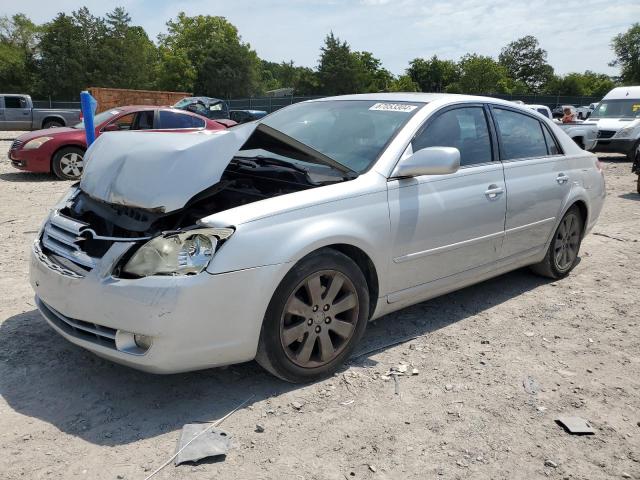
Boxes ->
[0,171,60,183]
[0,267,549,447]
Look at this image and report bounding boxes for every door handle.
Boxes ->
[484,184,504,199]
[556,173,569,184]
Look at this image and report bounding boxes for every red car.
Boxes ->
[9,106,236,180]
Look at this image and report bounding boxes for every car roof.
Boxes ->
[310,92,524,108]
[602,86,640,100]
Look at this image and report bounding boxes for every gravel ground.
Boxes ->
[0,132,639,480]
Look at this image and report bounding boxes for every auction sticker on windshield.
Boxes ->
[369,103,418,113]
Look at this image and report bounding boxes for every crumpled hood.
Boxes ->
[79,123,257,213]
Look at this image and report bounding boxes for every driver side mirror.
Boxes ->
[391,146,460,178]
[102,123,120,132]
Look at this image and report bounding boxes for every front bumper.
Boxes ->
[8,147,51,173]
[30,239,284,373]
[593,138,636,157]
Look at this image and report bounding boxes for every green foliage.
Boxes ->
[610,23,640,84]
[0,10,632,101]
[499,35,554,93]
[449,54,510,94]
[407,56,459,92]
[317,32,363,95]
[157,12,260,96]
[387,74,419,92]
[0,13,40,93]
[545,71,616,97]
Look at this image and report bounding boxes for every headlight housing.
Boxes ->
[122,227,234,277]
[23,136,54,150]
[613,120,640,139]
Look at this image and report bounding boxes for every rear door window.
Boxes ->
[492,108,548,160]
[413,106,493,166]
[158,111,205,129]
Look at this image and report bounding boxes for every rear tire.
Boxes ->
[52,147,85,180]
[43,119,64,129]
[627,139,640,162]
[530,206,584,279]
[255,249,369,383]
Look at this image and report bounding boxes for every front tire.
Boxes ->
[256,249,369,383]
[43,119,64,129]
[530,206,584,279]
[52,147,85,180]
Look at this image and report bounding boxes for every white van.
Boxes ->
[591,86,640,160]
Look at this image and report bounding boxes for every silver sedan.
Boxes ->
[30,93,606,382]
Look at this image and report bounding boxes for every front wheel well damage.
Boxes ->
[308,244,379,319]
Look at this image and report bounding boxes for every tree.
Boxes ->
[545,71,616,97]
[157,13,260,96]
[450,54,510,94]
[317,32,362,95]
[407,55,459,92]
[353,51,394,92]
[37,13,86,99]
[610,23,640,84]
[388,74,419,92]
[101,7,157,89]
[499,35,554,93]
[0,13,40,93]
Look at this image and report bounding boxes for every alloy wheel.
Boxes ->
[280,269,359,368]
[59,152,84,178]
[554,213,580,270]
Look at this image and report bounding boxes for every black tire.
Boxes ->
[255,248,369,383]
[51,146,85,180]
[636,175,640,195]
[628,139,640,162]
[43,119,64,129]
[530,206,584,279]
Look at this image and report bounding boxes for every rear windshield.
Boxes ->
[591,99,640,119]
[261,100,424,173]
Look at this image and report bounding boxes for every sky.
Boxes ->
[4,0,640,76]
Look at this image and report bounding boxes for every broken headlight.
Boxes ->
[122,227,234,277]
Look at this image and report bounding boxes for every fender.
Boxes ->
[204,186,392,297]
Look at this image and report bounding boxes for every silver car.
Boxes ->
[30,94,606,382]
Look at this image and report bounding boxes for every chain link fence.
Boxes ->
[32,93,602,113]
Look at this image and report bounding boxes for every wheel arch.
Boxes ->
[309,243,379,319]
[570,199,589,238]
[50,143,86,171]
[41,115,66,128]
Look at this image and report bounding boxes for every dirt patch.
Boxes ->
[1,136,638,479]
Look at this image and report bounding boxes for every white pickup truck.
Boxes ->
[0,94,80,131]
[525,104,598,151]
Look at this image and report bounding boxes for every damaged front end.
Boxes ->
[39,123,357,279]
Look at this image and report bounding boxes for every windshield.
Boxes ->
[591,99,640,119]
[74,109,121,129]
[261,100,424,173]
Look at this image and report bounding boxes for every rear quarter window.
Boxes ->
[158,111,205,129]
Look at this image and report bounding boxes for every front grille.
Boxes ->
[42,211,96,269]
[10,139,24,150]
[598,130,616,139]
[36,297,117,350]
